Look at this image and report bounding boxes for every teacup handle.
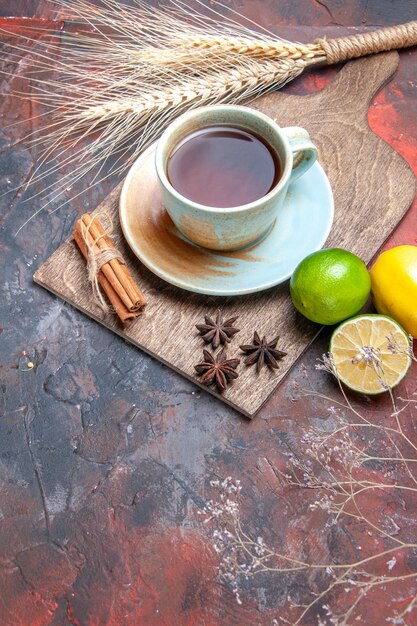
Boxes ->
[283,126,318,182]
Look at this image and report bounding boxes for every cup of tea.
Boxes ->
[155,104,318,251]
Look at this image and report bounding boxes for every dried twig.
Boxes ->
[203,353,417,624]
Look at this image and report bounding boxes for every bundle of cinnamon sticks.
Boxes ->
[73,213,147,323]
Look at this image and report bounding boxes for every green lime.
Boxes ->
[290,248,371,325]
[329,314,411,394]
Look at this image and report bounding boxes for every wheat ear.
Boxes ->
[69,59,307,127]
[173,33,325,61]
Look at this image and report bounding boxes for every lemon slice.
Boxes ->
[329,315,412,394]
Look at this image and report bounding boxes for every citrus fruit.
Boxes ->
[370,245,417,338]
[290,248,371,325]
[329,314,412,394]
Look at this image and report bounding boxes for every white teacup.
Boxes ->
[155,105,318,251]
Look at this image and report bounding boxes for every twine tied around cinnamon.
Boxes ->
[73,213,147,323]
[86,246,125,309]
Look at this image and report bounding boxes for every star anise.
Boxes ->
[195,309,240,349]
[194,348,240,392]
[240,331,287,373]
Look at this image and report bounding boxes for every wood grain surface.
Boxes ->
[34,51,416,417]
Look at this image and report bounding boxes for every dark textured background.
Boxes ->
[0,1,416,624]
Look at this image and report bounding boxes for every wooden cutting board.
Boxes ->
[34,52,416,417]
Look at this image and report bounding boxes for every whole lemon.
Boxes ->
[290,248,371,325]
[370,245,417,338]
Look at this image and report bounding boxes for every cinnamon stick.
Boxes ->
[72,213,147,323]
[81,213,144,310]
[76,219,134,310]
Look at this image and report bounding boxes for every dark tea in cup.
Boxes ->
[167,126,282,208]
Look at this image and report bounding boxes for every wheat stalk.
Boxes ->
[3,0,416,225]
